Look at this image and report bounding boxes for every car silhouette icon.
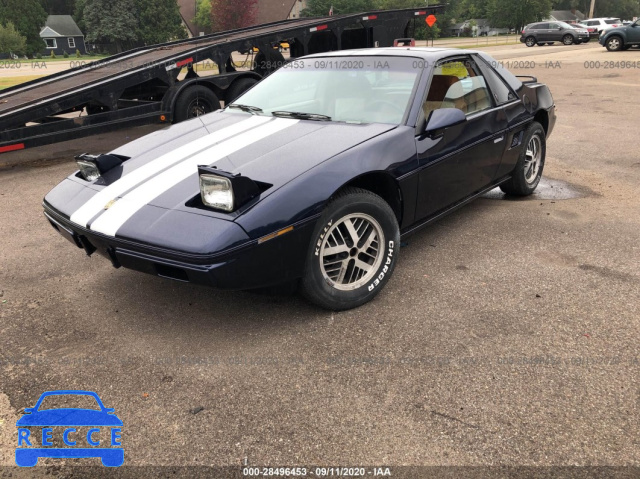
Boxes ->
[15,390,123,467]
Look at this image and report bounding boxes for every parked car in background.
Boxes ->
[520,21,590,46]
[567,23,592,42]
[579,18,624,33]
[599,18,640,51]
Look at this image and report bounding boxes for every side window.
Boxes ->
[476,56,517,105]
[422,57,494,119]
[537,23,549,29]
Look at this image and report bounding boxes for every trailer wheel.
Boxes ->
[254,49,286,76]
[226,77,259,104]
[174,86,220,123]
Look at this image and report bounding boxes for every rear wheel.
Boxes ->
[581,37,590,43]
[301,187,400,310]
[546,42,554,45]
[562,34,574,45]
[174,85,220,123]
[537,42,545,46]
[500,122,546,196]
[606,36,623,51]
[525,36,536,47]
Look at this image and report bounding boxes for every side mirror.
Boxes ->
[424,108,466,136]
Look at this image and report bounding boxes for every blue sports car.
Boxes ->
[43,48,555,310]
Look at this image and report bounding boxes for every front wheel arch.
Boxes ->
[338,172,403,225]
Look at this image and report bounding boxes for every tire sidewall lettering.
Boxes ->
[368,240,394,292]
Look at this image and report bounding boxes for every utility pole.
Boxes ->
[589,0,596,19]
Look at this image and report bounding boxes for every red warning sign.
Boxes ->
[426,15,437,27]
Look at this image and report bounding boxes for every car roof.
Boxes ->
[303,47,481,62]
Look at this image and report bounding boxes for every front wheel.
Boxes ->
[525,36,536,47]
[301,187,400,310]
[562,34,574,45]
[606,36,623,51]
[500,122,546,196]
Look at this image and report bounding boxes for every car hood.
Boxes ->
[49,112,395,239]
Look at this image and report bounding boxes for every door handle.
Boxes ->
[493,136,504,143]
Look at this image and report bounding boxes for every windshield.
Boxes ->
[228,56,421,125]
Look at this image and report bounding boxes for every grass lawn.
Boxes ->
[0,75,47,90]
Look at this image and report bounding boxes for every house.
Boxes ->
[177,0,307,37]
[40,15,86,56]
[546,10,586,23]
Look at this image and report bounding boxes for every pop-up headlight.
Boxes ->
[198,167,262,212]
[75,153,125,181]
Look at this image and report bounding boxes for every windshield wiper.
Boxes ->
[228,104,263,115]
[272,111,331,121]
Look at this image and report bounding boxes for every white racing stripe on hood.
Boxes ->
[70,115,272,228]
[89,117,299,237]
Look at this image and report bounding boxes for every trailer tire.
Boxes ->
[254,49,286,76]
[174,86,220,123]
[225,77,259,104]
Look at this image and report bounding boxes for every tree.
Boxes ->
[73,0,86,33]
[487,0,552,31]
[0,22,27,55]
[135,0,185,44]
[194,0,212,34]
[40,0,76,15]
[83,0,137,52]
[0,0,47,55]
[301,0,376,17]
[210,0,258,31]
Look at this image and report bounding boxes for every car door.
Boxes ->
[627,20,640,43]
[534,23,550,41]
[546,22,562,41]
[414,55,508,220]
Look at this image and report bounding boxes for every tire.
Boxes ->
[562,34,574,45]
[225,77,259,104]
[606,36,623,51]
[500,122,546,196]
[525,36,536,47]
[537,42,545,46]
[254,49,286,77]
[173,85,220,123]
[546,42,554,45]
[581,37,589,43]
[301,187,400,310]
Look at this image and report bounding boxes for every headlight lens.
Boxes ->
[76,159,101,181]
[199,174,234,212]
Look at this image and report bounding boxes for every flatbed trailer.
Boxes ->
[0,6,444,154]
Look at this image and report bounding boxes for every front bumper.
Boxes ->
[43,204,316,290]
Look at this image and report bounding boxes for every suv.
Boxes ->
[520,21,590,46]
[599,18,640,51]
[579,18,624,33]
